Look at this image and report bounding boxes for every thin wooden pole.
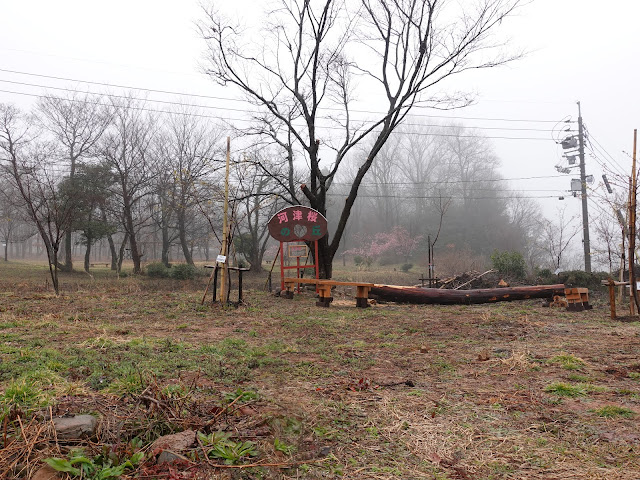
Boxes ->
[314,239,319,294]
[630,176,635,316]
[630,130,638,315]
[619,229,625,304]
[219,137,231,304]
[608,278,616,319]
[280,242,285,291]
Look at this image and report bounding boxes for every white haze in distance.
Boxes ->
[0,0,638,236]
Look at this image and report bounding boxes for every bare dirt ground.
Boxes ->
[0,262,639,479]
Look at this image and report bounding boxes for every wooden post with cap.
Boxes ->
[219,136,231,304]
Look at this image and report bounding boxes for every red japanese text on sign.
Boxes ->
[267,206,328,242]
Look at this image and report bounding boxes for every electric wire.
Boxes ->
[586,140,626,177]
[326,192,561,200]
[332,174,568,185]
[0,88,556,141]
[0,77,567,134]
[585,127,628,175]
[0,67,575,124]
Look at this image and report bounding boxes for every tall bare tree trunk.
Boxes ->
[161,221,171,267]
[84,233,92,273]
[63,231,73,271]
[177,211,194,265]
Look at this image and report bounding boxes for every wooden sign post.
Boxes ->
[267,206,328,291]
[219,137,231,304]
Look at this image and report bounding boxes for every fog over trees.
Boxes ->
[201,0,526,277]
[2,89,597,287]
[0,0,624,290]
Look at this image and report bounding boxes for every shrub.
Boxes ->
[491,250,526,279]
[170,263,197,280]
[146,262,170,278]
[401,263,413,273]
[354,256,372,268]
[558,270,609,290]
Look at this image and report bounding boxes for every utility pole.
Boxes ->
[577,101,591,273]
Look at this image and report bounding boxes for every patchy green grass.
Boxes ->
[548,353,586,370]
[544,382,588,397]
[0,261,639,479]
[591,405,636,418]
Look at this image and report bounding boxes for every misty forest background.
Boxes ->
[0,0,627,288]
[1,94,622,280]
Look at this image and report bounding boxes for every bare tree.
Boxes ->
[149,152,180,267]
[0,178,19,262]
[0,104,75,294]
[362,133,402,232]
[102,97,157,274]
[591,208,623,274]
[157,108,222,265]
[36,92,112,271]
[233,153,285,271]
[537,207,581,271]
[201,0,523,277]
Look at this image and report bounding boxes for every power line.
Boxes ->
[0,88,556,141]
[586,142,625,177]
[332,174,567,185]
[0,67,574,124]
[327,192,560,200]
[585,127,628,175]
[352,185,566,192]
[0,77,567,134]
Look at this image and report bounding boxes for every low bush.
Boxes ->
[354,256,372,268]
[560,270,609,290]
[145,262,170,278]
[491,250,527,279]
[170,263,197,280]
[401,263,413,273]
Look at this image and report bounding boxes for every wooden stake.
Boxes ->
[220,137,231,304]
[608,278,616,319]
[619,230,625,304]
[630,130,638,315]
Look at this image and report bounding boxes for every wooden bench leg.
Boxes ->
[356,298,369,308]
[356,286,370,308]
[316,297,333,307]
[316,286,332,307]
[281,284,295,299]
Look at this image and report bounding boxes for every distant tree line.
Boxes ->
[0,94,292,293]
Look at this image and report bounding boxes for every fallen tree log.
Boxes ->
[370,284,566,305]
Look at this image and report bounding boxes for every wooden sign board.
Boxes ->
[288,244,309,258]
[268,206,328,242]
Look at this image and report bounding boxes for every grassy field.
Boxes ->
[0,261,639,479]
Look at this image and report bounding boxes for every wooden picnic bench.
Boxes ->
[90,263,110,268]
[283,277,375,308]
